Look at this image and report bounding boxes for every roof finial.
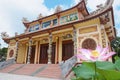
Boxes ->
[84,0,88,4]
[97,4,104,9]
[1,32,9,38]
[22,17,29,23]
[37,13,43,19]
[15,32,18,36]
[54,5,62,13]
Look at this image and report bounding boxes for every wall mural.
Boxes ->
[60,13,78,24]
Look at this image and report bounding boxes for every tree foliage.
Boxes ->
[111,37,120,62]
[0,47,8,62]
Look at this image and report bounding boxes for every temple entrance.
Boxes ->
[62,40,74,61]
[39,44,48,64]
[39,43,56,64]
[30,45,36,64]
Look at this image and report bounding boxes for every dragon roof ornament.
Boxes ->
[22,17,29,23]
[1,32,9,39]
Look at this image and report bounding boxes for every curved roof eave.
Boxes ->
[23,0,89,28]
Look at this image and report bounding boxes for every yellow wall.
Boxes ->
[6,39,16,60]
[75,18,102,50]
[60,8,78,17]
[74,18,100,28]
[17,44,26,63]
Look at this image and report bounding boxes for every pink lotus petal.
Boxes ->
[99,47,109,56]
[80,49,91,59]
[77,48,82,52]
[89,57,97,62]
[76,54,88,61]
[101,52,116,61]
[77,45,115,62]
[96,45,103,53]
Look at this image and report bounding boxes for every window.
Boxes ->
[42,21,51,28]
[53,19,57,26]
[60,13,78,24]
[29,27,33,32]
[29,24,40,32]
[34,24,39,30]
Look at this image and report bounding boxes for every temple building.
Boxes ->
[2,0,116,64]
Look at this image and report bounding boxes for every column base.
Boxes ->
[47,61,52,64]
[27,62,30,64]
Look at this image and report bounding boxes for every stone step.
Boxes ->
[0,64,62,79]
[36,64,62,79]
[13,64,45,75]
[0,64,24,73]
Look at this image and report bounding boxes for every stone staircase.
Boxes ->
[0,64,62,79]
[36,64,62,79]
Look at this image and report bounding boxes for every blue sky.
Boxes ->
[0,0,120,48]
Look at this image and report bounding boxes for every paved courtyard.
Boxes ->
[0,73,59,80]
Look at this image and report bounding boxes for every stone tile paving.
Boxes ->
[0,73,60,80]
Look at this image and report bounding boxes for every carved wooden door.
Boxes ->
[39,44,48,64]
[62,40,74,61]
[30,45,36,64]
[39,43,56,64]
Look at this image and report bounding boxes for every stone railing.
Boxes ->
[59,56,77,77]
[0,58,15,69]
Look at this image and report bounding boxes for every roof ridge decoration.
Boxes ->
[86,0,114,18]
[22,17,29,23]
[54,5,62,13]
[1,32,9,39]
[37,13,43,19]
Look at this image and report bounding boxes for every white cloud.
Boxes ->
[0,0,55,47]
[0,0,69,47]
[0,0,120,47]
[87,0,106,12]
[113,0,120,37]
[73,0,106,11]
[0,0,48,35]
[73,0,80,4]
[116,28,120,37]
[113,0,120,26]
